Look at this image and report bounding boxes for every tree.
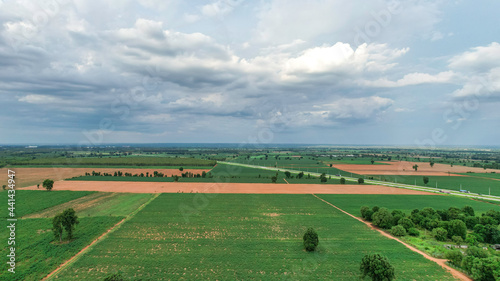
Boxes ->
[398,217,415,231]
[391,225,406,237]
[445,250,463,267]
[2,185,6,190]
[297,172,304,179]
[284,171,291,178]
[179,167,184,172]
[448,219,467,240]
[372,208,393,229]
[408,228,420,237]
[430,162,435,168]
[52,214,64,242]
[43,179,54,191]
[423,176,429,185]
[320,173,327,183]
[358,178,365,184]
[303,228,319,252]
[360,253,395,281]
[412,164,418,171]
[271,176,277,183]
[340,177,346,184]
[371,159,375,164]
[61,208,79,240]
[462,205,475,217]
[432,227,448,241]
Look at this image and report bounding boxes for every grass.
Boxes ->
[316,194,500,216]
[25,193,155,218]
[56,194,455,280]
[0,190,94,218]
[0,216,123,281]
[366,174,500,195]
[455,172,500,179]
[8,165,215,169]
[8,156,216,167]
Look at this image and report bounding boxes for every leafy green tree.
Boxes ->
[297,172,304,179]
[412,164,418,171]
[52,214,64,242]
[340,177,346,184]
[423,176,429,185]
[398,217,415,231]
[284,171,291,178]
[271,176,277,183]
[465,216,479,229]
[466,246,489,259]
[371,159,375,164]
[303,228,319,252]
[2,185,6,190]
[462,205,475,217]
[61,208,79,240]
[452,235,463,245]
[430,162,435,168]
[179,167,184,172]
[432,227,448,241]
[372,208,393,229]
[445,250,463,267]
[43,179,54,191]
[448,219,467,239]
[360,253,395,281]
[390,225,406,237]
[358,178,364,184]
[408,228,420,237]
[470,257,500,281]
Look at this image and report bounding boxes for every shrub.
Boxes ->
[452,236,463,245]
[432,227,448,241]
[104,273,124,281]
[445,250,463,267]
[448,219,467,239]
[466,246,489,259]
[465,216,479,230]
[360,253,395,281]
[303,228,319,252]
[408,227,420,237]
[360,206,370,219]
[340,177,346,184]
[398,217,415,231]
[372,208,394,229]
[391,225,406,237]
[358,178,364,184]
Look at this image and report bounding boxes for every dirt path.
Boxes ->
[283,178,289,184]
[311,194,471,281]
[21,180,437,195]
[43,193,160,280]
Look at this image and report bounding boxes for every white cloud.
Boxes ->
[18,94,61,104]
[364,71,455,87]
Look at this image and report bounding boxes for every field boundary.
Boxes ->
[44,193,161,280]
[311,194,471,281]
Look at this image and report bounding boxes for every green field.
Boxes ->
[0,190,94,218]
[24,192,155,218]
[456,172,500,179]
[316,194,500,216]
[8,156,216,167]
[0,216,123,281]
[366,174,500,195]
[55,194,455,280]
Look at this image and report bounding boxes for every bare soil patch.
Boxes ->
[333,161,498,176]
[0,168,210,188]
[21,181,435,195]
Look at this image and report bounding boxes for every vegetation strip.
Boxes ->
[311,194,471,281]
[43,193,161,280]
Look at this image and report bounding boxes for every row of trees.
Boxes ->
[84,170,210,178]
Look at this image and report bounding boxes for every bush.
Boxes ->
[358,178,364,184]
[448,219,467,239]
[391,225,406,237]
[445,250,463,267]
[452,235,463,245]
[465,216,479,230]
[360,206,370,219]
[360,253,395,281]
[398,217,415,231]
[372,208,394,229]
[408,227,420,237]
[303,228,319,252]
[466,246,489,259]
[340,177,346,184]
[432,227,448,241]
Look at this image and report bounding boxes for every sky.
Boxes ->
[0,0,499,146]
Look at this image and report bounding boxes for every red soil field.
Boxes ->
[21,181,436,195]
[0,168,211,188]
[333,161,498,176]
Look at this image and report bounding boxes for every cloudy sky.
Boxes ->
[1,0,499,146]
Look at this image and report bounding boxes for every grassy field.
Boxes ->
[0,190,94,218]
[56,194,456,280]
[0,216,123,281]
[456,172,500,179]
[24,192,155,218]
[8,156,216,167]
[366,174,500,195]
[317,194,500,216]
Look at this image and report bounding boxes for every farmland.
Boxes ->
[54,194,456,280]
[0,216,122,281]
[7,156,216,167]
